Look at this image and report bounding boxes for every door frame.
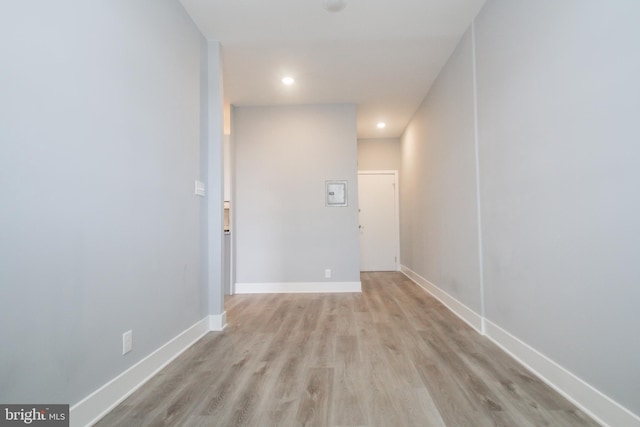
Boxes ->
[357,170,401,271]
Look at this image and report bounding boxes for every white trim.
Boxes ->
[357,170,401,271]
[234,281,361,294]
[208,312,227,331]
[485,320,640,427]
[400,265,483,333]
[357,170,398,174]
[470,20,486,335]
[70,317,212,427]
[401,265,640,425]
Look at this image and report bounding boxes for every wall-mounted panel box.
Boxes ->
[326,180,348,207]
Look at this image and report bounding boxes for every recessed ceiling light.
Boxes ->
[323,0,347,12]
[282,76,295,85]
[377,122,386,129]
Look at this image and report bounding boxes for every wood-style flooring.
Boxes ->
[96,272,599,426]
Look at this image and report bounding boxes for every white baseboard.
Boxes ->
[400,265,483,333]
[234,281,362,294]
[70,316,215,427]
[400,264,639,427]
[485,320,640,427]
[208,312,227,331]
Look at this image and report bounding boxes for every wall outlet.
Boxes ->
[325,269,331,279]
[122,330,133,355]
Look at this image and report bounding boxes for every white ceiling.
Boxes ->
[179,0,486,138]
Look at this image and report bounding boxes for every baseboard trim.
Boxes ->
[70,316,213,427]
[234,281,362,294]
[485,320,640,427]
[400,265,483,333]
[208,312,227,331]
[400,264,639,427]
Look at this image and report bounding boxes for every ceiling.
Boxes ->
[179,0,486,138]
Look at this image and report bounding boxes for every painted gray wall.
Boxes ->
[234,105,360,284]
[475,0,640,413]
[0,0,210,405]
[400,28,483,313]
[401,0,640,416]
[357,138,401,171]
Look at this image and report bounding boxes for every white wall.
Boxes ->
[224,134,232,201]
[475,0,640,417]
[401,0,640,423]
[0,0,210,406]
[357,138,401,171]
[234,105,360,287]
[205,42,226,317]
[401,28,483,315]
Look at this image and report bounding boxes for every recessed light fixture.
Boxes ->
[377,122,386,129]
[323,0,347,12]
[282,76,295,85]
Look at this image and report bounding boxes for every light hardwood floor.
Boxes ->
[96,272,599,426]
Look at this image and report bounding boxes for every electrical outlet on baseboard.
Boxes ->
[122,330,133,355]
[325,269,332,279]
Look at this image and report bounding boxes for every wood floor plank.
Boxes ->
[411,387,447,427]
[302,296,325,332]
[296,367,334,427]
[270,329,316,402]
[331,336,368,426]
[309,313,337,368]
[215,361,270,427]
[95,272,600,427]
[146,371,219,426]
[354,311,380,356]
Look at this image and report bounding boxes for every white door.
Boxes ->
[358,172,399,271]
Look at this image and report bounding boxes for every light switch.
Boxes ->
[122,330,133,355]
[195,180,205,197]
